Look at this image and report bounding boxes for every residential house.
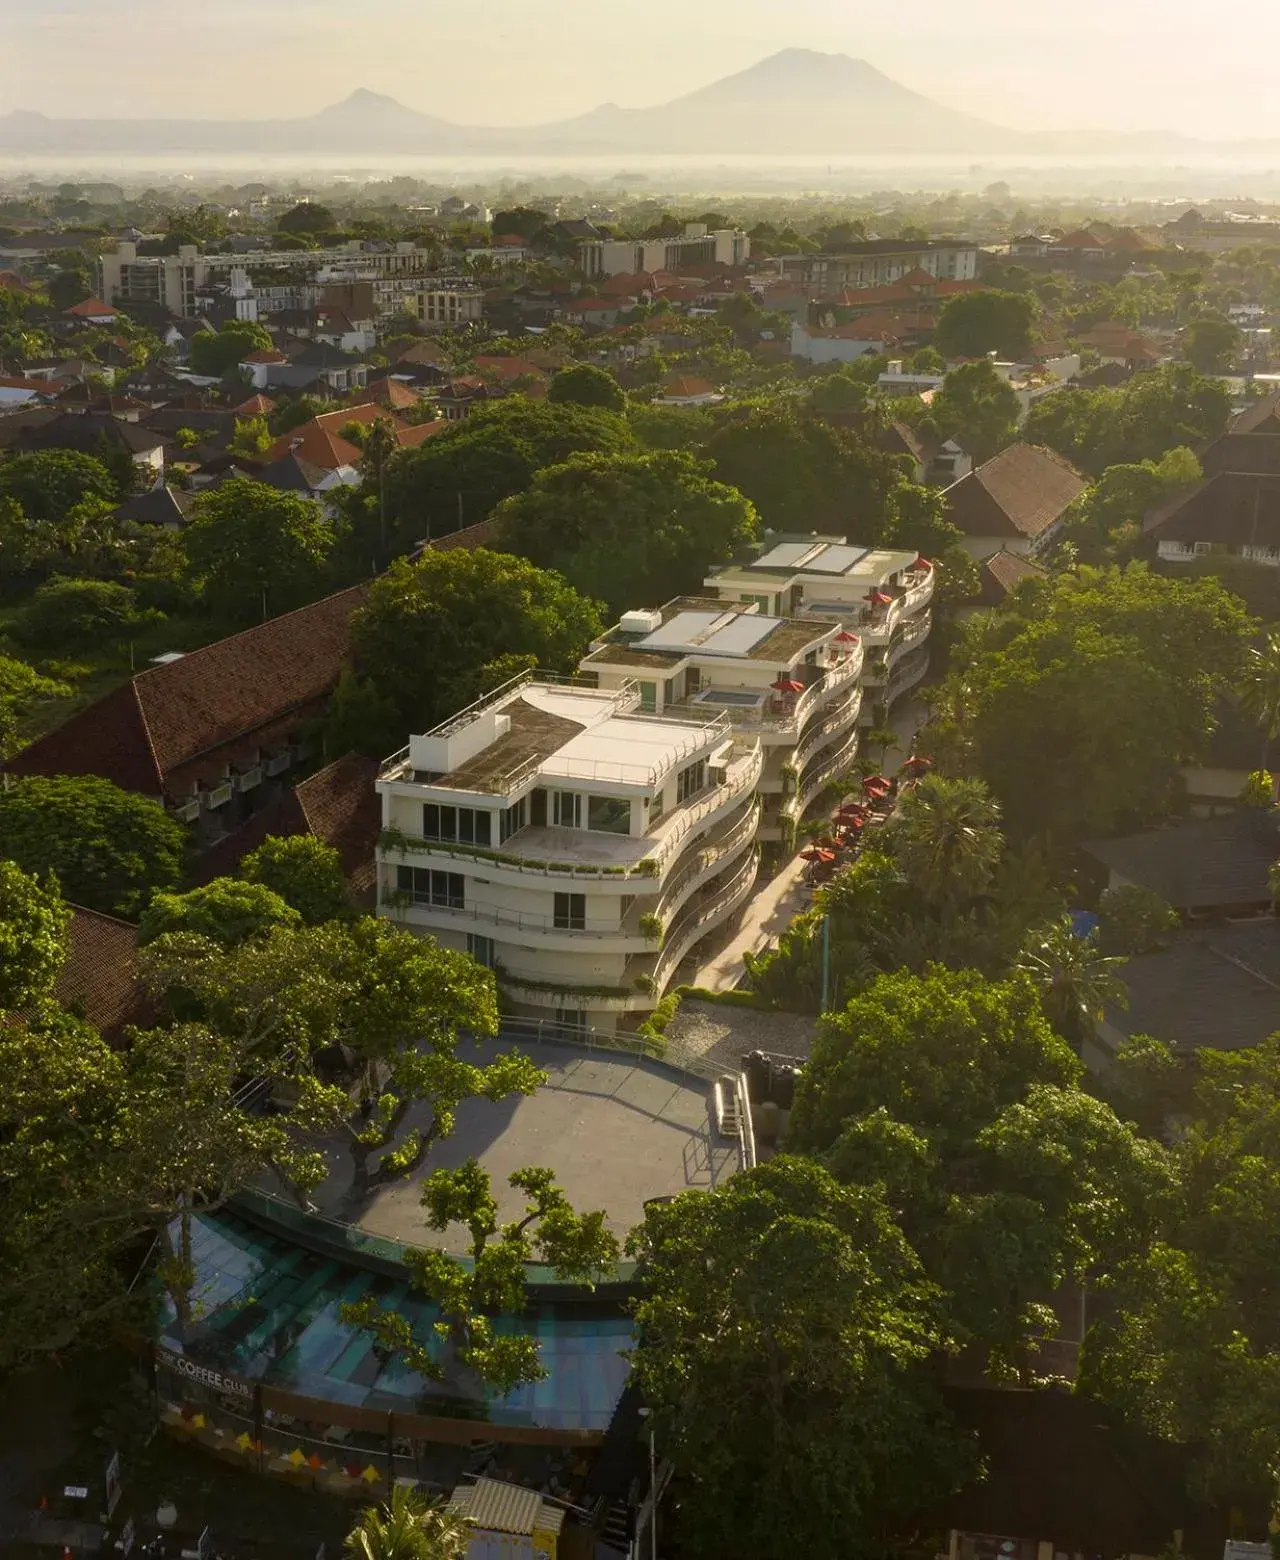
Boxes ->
[876,360,946,398]
[53,907,150,1041]
[65,296,122,326]
[563,297,631,329]
[5,584,369,865]
[703,538,936,739]
[791,320,898,364]
[655,373,724,407]
[0,375,62,411]
[1093,918,1280,1067]
[942,444,1087,560]
[1081,808,1280,919]
[375,672,763,1031]
[7,409,165,480]
[969,548,1049,612]
[107,485,192,529]
[580,596,864,845]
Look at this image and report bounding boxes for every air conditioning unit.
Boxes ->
[619,608,663,635]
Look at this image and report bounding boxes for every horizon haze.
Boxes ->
[3,0,1280,142]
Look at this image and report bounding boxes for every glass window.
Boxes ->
[553,792,583,829]
[499,797,526,843]
[587,795,631,835]
[554,893,586,931]
[676,760,707,803]
[649,788,666,825]
[530,789,548,827]
[638,681,657,713]
[467,933,496,968]
[423,804,489,845]
[396,867,464,908]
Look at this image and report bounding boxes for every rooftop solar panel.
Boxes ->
[804,544,869,574]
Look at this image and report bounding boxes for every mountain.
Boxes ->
[0,51,1205,157]
[526,51,1021,153]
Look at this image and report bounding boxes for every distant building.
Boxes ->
[408,286,485,327]
[579,223,750,279]
[943,444,1087,561]
[778,240,979,291]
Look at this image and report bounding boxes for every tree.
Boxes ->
[627,1157,971,1560]
[138,878,300,948]
[0,860,70,1010]
[490,206,550,243]
[227,415,273,460]
[141,916,531,1195]
[880,774,1004,913]
[493,449,758,615]
[183,477,334,622]
[1058,447,1201,565]
[934,289,1037,359]
[547,363,626,412]
[344,1160,618,1395]
[1096,884,1179,956]
[15,577,157,655]
[278,201,335,234]
[240,835,354,924]
[0,449,117,525]
[0,655,70,758]
[926,360,1021,463]
[931,564,1256,842]
[349,548,604,734]
[1024,365,1232,477]
[344,1487,472,1560]
[1015,917,1130,1049]
[0,774,187,918]
[381,400,635,552]
[186,319,275,378]
[1182,315,1241,373]
[1238,628,1280,767]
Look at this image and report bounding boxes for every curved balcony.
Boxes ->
[654,799,760,924]
[794,724,862,817]
[794,686,863,769]
[646,846,761,995]
[378,740,762,890]
[883,647,931,707]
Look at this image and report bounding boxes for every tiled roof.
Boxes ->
[661,374,719,397]
[1081,809,1280,912]
[294,753,381,899]
[65,296,119,317]
[1106,920,1280,1054]
[6,585,368,796]
[422,518,501,552]
[396,419,449,449]
[977,548,1049,606]
[1144,472,1280,548]
[240,348,287,365]
[233,393,276,416]
[12,411,164,457]
[944,443,1087,541]
[109,485,192,527]
[364,376,419,411]
[54,907,149,1039]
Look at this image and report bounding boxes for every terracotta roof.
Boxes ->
[65,296,119,318]
[977,548,1049,606]
[568,296,623,313]
[294,753,381,900]
[473,356,549,383]
[944,444,1087,542]
[599,271,656,297]
[1054,229,1106,249]
[54,907,148,1039]
[266,421,361,470]
[396,419,448,449]
[6,584,368,797]
[661,373,719,398]
[240,348,287,365]
[424,517,500,551]
[234,392,276,416]
[364,376,419,411]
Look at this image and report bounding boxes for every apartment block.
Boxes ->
[777,240,979,291]
[579,224,750,279]
[376,675,762,1032]
[580,597,864,845]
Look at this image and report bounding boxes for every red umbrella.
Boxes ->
[833,629,860,643]
[799,846,835,863]
[870,590,894,605]
[902,754,934,776]
[772,676,805,693]
[862,775,891,796]
[912,555,931,570]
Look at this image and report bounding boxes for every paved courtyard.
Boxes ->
[308,1039,737,1253]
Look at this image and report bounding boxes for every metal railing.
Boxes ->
[793,686,864,767]
[650,846,760,991]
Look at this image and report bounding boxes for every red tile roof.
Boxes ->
[7,584,369,798]
[364,376,419,411]
[65,296,119,318]
[294,753,381,900]
[396,419,448,449]
[240,348,287,365]
[977,548,1050,606]
[234,392,277,416]
[661,373,720,398]
[944,444,1087,542]
[55,907,149,1039]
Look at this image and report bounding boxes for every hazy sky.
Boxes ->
[2,0,1277,140]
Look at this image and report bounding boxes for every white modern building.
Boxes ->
[409,286,486,327]
[579,597,864,845]
[376,674,762,1032]
[703,538,935,723]
[579,224,750,279]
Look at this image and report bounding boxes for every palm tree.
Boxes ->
[1239,629,1280,768]
[885,774,1004,911]
[1016,917,1129,1050]
[345,1486,472,1560]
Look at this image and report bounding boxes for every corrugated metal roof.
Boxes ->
[450,1478,548,1535]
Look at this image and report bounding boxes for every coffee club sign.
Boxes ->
[156,1347,252,1400]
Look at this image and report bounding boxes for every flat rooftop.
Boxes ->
[582,595,833,673]
[707,540,918,588]
[311,1038,738,1252]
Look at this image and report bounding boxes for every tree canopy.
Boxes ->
[0,448,119,524]
[186,319,275,378]
[0,860,70,1010]
[348,547,604,736]
[493,449,758,615]
[546,363,626,412]
[926,359,1022,463]
[240,834,354,924]
[138,878,301,948]
[934,289,1037,359]
[927,564,1256,842]
[0,774,188,918]
[0,655,70,759]
[183,476,334,623]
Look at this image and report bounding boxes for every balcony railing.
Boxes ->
[378,742,763,883]
[794,686,864,768]
[649,847,760,992]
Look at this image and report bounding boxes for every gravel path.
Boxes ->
[664,999,817,1073]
